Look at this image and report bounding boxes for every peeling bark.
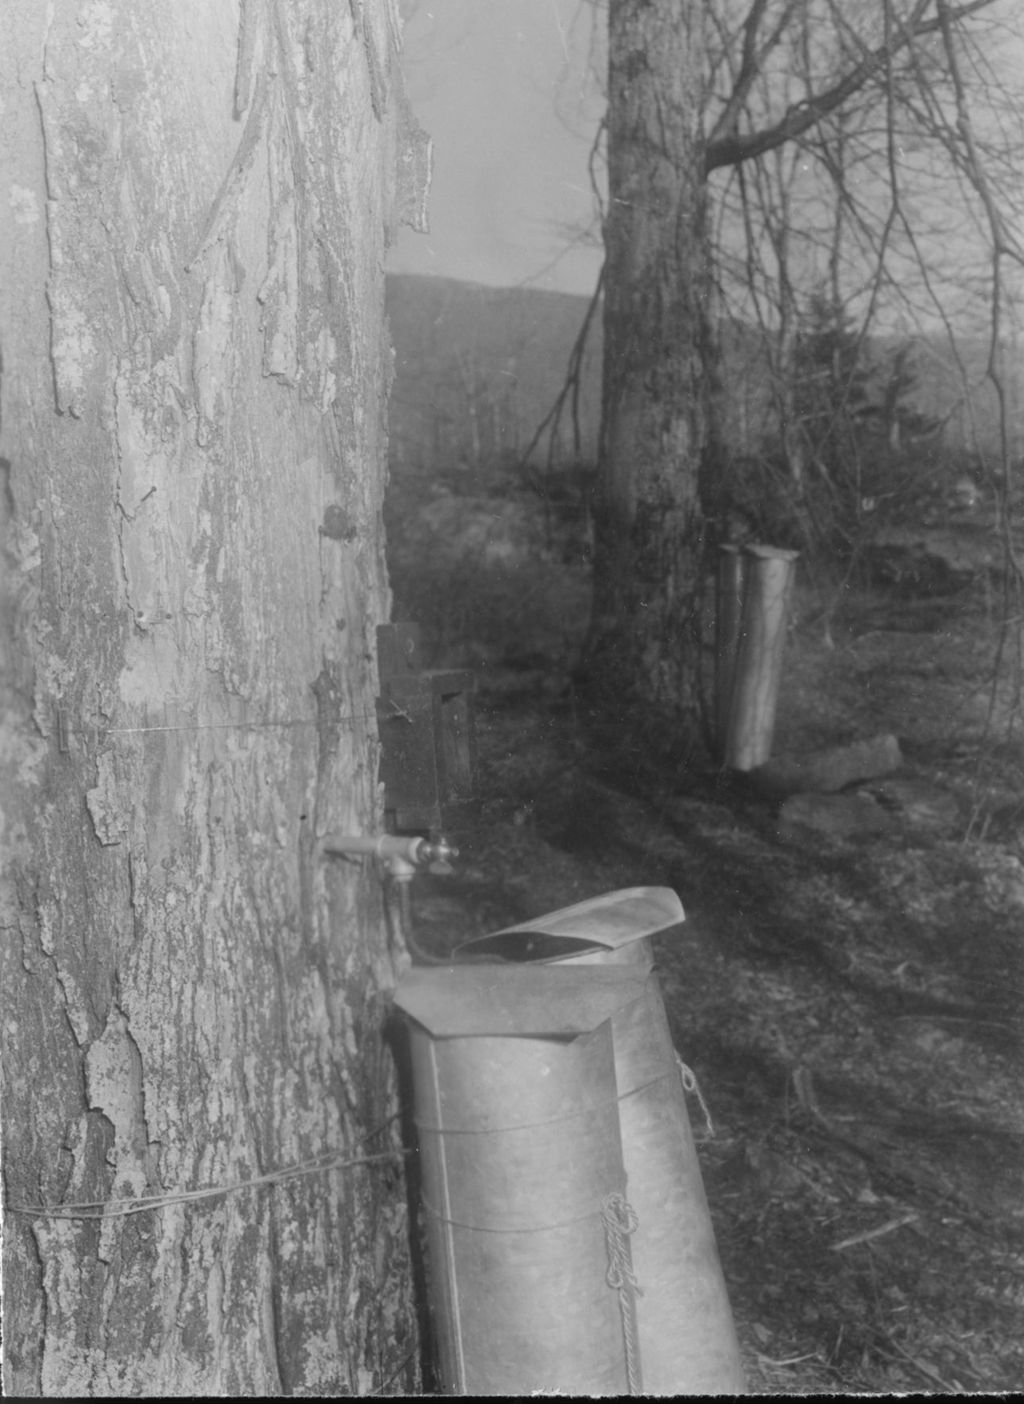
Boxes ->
[1,0,425,1393]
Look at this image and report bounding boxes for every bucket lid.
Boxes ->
[453,886,684,964]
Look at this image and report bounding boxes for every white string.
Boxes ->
[7,1148,407,1221]
[677,1055,716,1139]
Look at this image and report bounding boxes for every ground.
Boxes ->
[387,475,1024,1394]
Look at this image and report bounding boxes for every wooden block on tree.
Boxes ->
[750,734,903,795]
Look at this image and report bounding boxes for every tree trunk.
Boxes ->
[583,0,712,726]
[1,0,426,1393]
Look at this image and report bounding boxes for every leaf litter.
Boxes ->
[401,580,1024,1393]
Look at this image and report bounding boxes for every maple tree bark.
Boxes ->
[583,0,714,727]
[0,0,425,1392]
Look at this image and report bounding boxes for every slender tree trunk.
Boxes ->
[1,0,426,1393]
[582,0,712,726]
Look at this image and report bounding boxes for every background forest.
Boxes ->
[382,4,1024,1391]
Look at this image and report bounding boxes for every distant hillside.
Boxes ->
[386,273,1021,478]
[386,273,602,475]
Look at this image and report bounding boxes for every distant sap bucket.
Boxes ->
[719,544,800,771]
[394,965,648,1396]
[455,888,748,1395]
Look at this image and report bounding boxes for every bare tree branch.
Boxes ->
[707,0,804,148]
[705,0,999,173]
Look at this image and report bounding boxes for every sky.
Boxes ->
[388,0,1024,341]
[389,0,605,296]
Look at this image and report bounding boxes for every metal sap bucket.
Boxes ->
[394,963,650,1395]
[454,888,748,1395]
